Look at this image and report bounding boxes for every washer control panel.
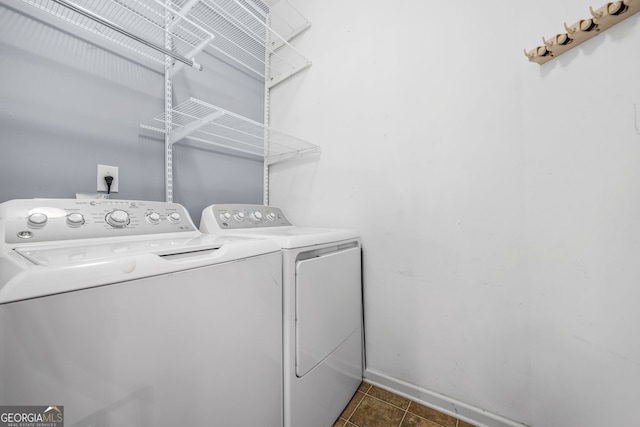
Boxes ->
[209,204,291,229]
[1,199,196,244]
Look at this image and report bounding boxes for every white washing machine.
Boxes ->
[0,198,283,427]
[200,204,363,427]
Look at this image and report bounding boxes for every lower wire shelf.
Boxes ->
[141,97,319,165]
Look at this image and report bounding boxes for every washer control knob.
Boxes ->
[146,212,161,224]
[66,213,85,227]
[234,212,245,221]
[266,212,276,221]
[27,212,48,228]
[251,211,263,221]
[220,212,232,222]
[106,209,130,228]
[168,212,182,223]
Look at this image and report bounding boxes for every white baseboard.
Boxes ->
[363,368,529,427]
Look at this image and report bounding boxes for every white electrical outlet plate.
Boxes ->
[97,164,119,193]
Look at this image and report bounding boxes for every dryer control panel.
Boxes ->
[204,204,292,230]
[0,199,197,244]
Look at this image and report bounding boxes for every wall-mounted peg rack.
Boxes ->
[525,0,640,64]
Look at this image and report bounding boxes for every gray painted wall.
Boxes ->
[0,3,265,226]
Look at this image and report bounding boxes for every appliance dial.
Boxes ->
[220,212,232,222]
[27,212,48,228]
[66,212,85,227]
[250,211,263,221]
[266,212,276,221]
[106,209,130,228]
[146,212,161,224]
[234,212,245,221]
[168,212,182,223]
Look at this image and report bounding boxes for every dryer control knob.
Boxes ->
[234,212,245,221]
[66,213,85,227]
[266,212,276,221]
[27,212,48,228]
[168,212,182,223]
[146,212,161,224]
[251,211,263,221]
[106,210,130,228]
[220,212,232,222]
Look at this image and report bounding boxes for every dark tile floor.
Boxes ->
[334,382,476,427]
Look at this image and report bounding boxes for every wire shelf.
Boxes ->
[21,0,311,84]
[141,97,319,164]
[262,0,310,44]
[21,0,214,68]
[264,127,321,165]
[179,0,311,87]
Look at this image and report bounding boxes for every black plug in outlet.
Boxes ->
[104,176,114,194]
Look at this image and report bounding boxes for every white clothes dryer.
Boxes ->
[0,199,283,427]
[200,204,363,427]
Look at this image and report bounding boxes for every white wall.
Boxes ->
[269,1,640,426]
[520,2,640,426]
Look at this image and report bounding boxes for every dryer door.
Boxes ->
[295,246,362,377]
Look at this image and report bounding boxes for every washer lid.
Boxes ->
[14,235,223,266]
[0,235,280,304]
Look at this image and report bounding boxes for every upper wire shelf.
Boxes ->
[22,0,311,85]
[177,0,311,87]
[262,0,310,43]
[21,0,214,70]
[141,97,320,165]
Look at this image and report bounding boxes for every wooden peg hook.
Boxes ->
[590,6,604,18]
[564,22,577,34]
